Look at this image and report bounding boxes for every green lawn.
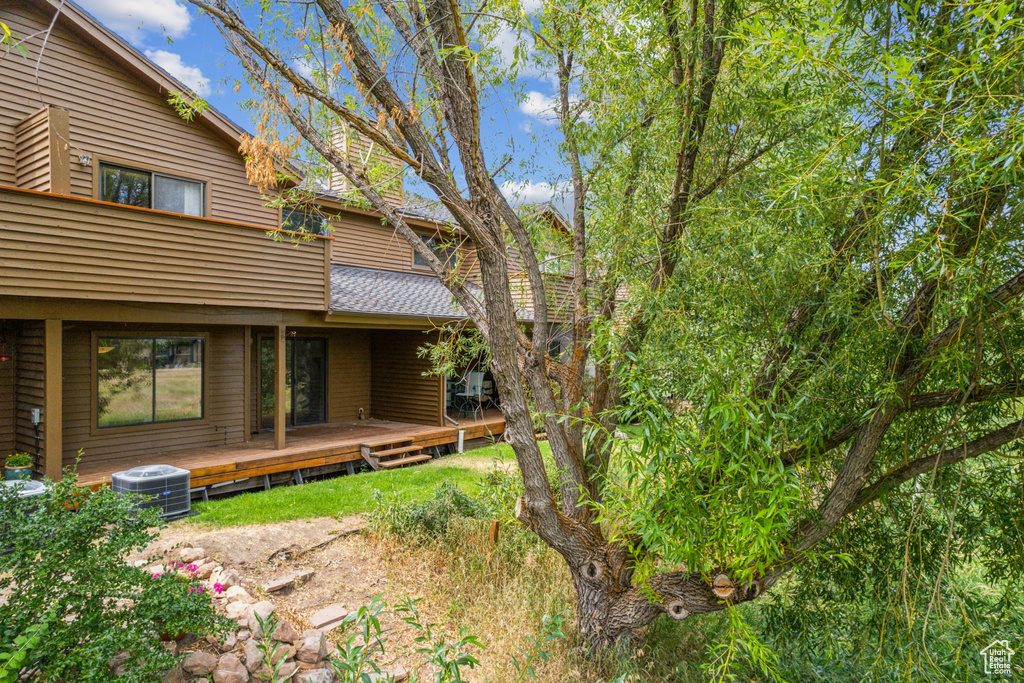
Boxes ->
[186,445,519,528]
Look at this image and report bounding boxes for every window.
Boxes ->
[259,337,327,427]
[282,207,329,235]
[97,337,204,428]
[413,235,458,268]
[100,163,205,216]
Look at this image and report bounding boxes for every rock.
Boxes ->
[182,651,218,676]
[144,563,166,576]
[108,650,129,675]
[245,639,294,677]
[133,559,147,568]
[295,630,328,663]
[207,632,237,652]
[247,601,276,634]
[213,653,249,683]
[295,569,315,584]
[193,562,216,579]
[220,568,241,589]
[180,547,206,564]
[237,629,250,642]
[296,669,334,683]
[225,586,254,604]
[160,666,189,683]
[308,604,347,632]
[225,601,250,622]
[263,574,296,593]
[272,619,302,644]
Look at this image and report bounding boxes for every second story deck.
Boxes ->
[0,185,331,311]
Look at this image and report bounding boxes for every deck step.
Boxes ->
[368,444,423,458]
[359,435,416,449]
[378,454,433,469]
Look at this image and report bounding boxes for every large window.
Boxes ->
[413,235,458,268]
[100,163,205,216]
[97,337,204,428]
[282,207,330,235]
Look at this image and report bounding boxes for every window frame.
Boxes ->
[281,207,331,236]
[412,232,459,270]
[94,157,210,217]
[90,330,211,436]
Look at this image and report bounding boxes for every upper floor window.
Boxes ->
[282,207,329,235]
[414,235,458,268]
[100,163,205,217]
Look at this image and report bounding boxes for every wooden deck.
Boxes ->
[76,410,505,489]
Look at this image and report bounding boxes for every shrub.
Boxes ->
[367,480,489,542]
[0,472,227,681]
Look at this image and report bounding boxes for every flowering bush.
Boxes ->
[0,471,228,681]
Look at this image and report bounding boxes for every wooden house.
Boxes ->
[0,0,504,490]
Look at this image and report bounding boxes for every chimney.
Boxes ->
[328,123,404,206]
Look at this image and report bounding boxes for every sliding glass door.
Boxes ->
[260,336,327,429]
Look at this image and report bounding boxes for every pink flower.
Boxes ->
[213,583,225,594]
[173,562,183,568]
[186,564,198,571]
[189,586,205,594]
[152,573,162,579]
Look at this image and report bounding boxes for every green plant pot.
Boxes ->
[5,466,32,481]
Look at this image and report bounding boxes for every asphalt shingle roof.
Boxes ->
[330,265,472,319]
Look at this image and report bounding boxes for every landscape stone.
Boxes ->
[180,547,206,564]
[296,669,334,683]
[237,629,250,641]
[247,601,276,633]
[295,630,328,663]
[193,562,216,579]
[213,653,249,683]
[225,601,250,621]
[144,563,166,576]
[220,568,242,589]
[263,574,295,592]
[207,632,238,652]
[272,619,302,643]
[225,586,255,604]
[295,569,315,582]
[309,604,348,632]
[182,651,218,676]
[160,665,189,683]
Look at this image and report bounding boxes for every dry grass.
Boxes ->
[372,519,721,682]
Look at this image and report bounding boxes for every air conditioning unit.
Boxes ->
[111,465,191,519]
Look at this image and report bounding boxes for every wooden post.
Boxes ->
[274,324,286,449]
[243,325,252,443]
[489,519,500,545]
[43,319,62,481]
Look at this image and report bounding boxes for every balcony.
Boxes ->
[0,185,330,311]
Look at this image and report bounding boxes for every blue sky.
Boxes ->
[74,0,571,210]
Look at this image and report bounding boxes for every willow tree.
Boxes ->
[190,0,1024,653]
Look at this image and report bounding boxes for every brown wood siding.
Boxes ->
[0,187,328,310]
[369,330,442,425]
[14,321,44,467]
[330,212,417,271]
[61,324,246,472]
[327,329,371,422]
[13,108,51,192]
[0,0,279,227]
[328,125,404,206]
[0,322,16,456]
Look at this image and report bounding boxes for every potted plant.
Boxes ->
[4,453,33,481]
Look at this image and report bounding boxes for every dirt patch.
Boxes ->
[135,515,437,675]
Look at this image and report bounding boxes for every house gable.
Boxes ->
[0,0,279,227]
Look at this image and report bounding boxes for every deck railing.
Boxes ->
[0,185,330,311]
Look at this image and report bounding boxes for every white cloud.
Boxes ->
[76,0,192,44]
[521,0,544,12]
[500,180,570,206]
[519,91,560,124]
[144,49,210,96]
